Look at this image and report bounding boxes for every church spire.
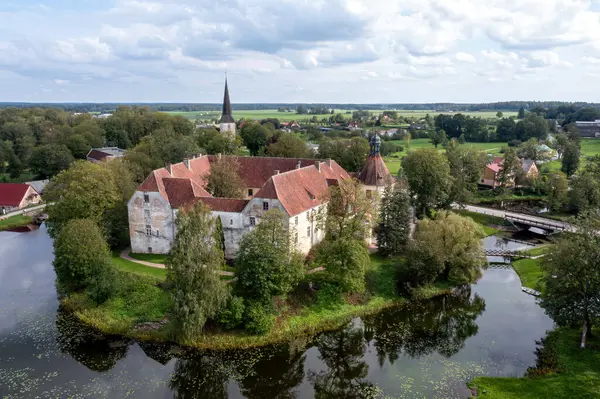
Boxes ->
[220,78,234,123]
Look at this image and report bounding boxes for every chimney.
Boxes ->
[274,170,280,175]
[315,161,321,172]
[183,158,191,170]
[326,158,332,167]
[166,163,172,175]
[296,161,301,169]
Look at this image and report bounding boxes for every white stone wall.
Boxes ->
[290,205,325,254]
[213,211,246,258]
[220,122,236,135]
[128,191,175,254]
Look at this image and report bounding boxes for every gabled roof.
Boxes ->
[521,159,536,173]
[163,178,210,208]
[86,147,125,161]
[357,154,391,187]
[0,183,36,207]
[256,166,331,217]
[486,163,501,173]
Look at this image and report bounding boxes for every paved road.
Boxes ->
[452,203,575,232]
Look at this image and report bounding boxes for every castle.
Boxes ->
[127,80,391,258]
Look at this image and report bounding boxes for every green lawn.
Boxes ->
[520,244,551,257]
[581,138,600,158]
[471,328,600,398]
[512,258,544,291]
[453,209,506,236]
[0,214,33,231]
[112,252,167,280]
[129,252,167,264]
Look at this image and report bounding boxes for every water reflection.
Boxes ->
[365,286,485,365]
[310,325,376,398]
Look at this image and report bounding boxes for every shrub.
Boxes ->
[315,283,344,308]
[216,296,245,330]
[244,302,275,335]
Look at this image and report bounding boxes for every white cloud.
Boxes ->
[455,52,476,63]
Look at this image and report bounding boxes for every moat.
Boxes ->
[0,226,554,398]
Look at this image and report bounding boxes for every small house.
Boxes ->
[86,147,126,163]
[0,183,41,215]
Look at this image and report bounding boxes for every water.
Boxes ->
[0,227,554,398]
[483,234,537,264]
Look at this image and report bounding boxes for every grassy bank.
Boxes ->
[64,254,454,350]
[512,258,544,291]
[470,328,600,398]
[453,209,506,236]
[0,214,33,231]
[111,252,167,280]
[129,252,167,264]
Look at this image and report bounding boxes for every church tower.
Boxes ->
[219,78,236,135]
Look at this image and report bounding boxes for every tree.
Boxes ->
[515,113,548,141]
[517,138,552,163]
[518,107,525,119]
[44,161,121,238]
[568,157,600,213]
[265,134,310,158]
[561,142,580,177]
[540,212,600,348]
[204,157,245,199]
[496,118,517,142]
[66,134,92,159]
[296,105,308,114]
[166,202,229,341]
[196,128,238,155]
[53,219,116,303]
[428,130,448,148]
[315,238,370,293]
[543,172,568,212]
[240,122,273,156]
[30,144,75,178]
[496,147,522,191]
[496,111,503,118]
[377,182,412,255]
[445,143,486,204]
[412,211,486,285]
[236,209,305,307]
[320,178,376,242]
[551,133,569,160]
[402,149,451,217]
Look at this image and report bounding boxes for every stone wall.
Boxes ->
[128,191,175,254]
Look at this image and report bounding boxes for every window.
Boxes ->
[250,217,256,226]
[248,189,253,197]
[294,232,298,244]
[306,211,310,221]
[144,193,150,203]
[156,230,159,236]
[263,201,269,211]
[148,247,152,253]
[144,209,151,219]
[230,218,233,225]
[295,216,298,225]
[307,226,311,237]
[146,225,152,236]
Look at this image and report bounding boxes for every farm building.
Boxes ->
[575,120,600,138]
[86,147,126,163]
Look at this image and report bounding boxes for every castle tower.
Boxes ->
[357,133,391,194]
[219,78,236,135]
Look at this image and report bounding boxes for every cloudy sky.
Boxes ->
[2,0,600,103]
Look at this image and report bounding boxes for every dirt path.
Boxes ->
[119,248,235,276]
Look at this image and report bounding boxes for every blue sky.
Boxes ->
[1,0,600,103]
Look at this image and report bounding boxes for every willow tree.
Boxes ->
[166,202,229,341]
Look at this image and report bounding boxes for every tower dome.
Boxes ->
[369,133,381,156]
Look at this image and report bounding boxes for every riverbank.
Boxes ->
[62,254,455,350]
[470,328,600,398]
[0,214,33,231]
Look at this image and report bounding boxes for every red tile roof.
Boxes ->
[135,155,350,215]
[198,197,249,212]
[486,163,501,173]
[0,183,34,207]
[357,154,391,186]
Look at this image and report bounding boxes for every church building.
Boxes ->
[219,79,236,135]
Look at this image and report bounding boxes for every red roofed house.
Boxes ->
[480,157,539,188]
[127,155,350,258]
[0,183,41,215]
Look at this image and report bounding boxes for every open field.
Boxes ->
[383,139,505,174]
[165,109,516,121]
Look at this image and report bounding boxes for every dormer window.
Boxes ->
[263,201,269,211]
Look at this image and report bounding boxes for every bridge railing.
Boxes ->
[505,213,568,231]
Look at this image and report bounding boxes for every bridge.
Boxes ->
[484,248,524,257]
[453,204,575,233]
